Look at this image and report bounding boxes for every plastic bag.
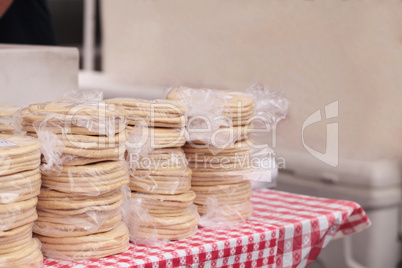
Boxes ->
[245,83,289,132]
[0,169,41,204]
[35,221,129,260]
[106,98,186,128]
[14,101,128,170]
[128,147,191,195]
[0,197,38,231]
[122,192,199,243]
[167,87,240,148]
[41,161,129,196]
[0,136,41,177]
[192,181,253,227]
[166,85,288,228]
[21,101,127,137]
[0,105,21,134]
[126,125,186,150]
[0,223,33,254]
[33,188,124,237]
[0,238,43,268]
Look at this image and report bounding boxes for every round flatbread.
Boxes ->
[134,225,197,241]
[0,168,41,203]
[0,198,38,231]
[0,105,20,118]
[130,168,192,194]
[0,223,32,254]
[198,200,253,221]
[0,136,40,157]
[191,181,253,206]
[21,101,127,136]
[127,147,188,170]
[106,98,186,128]
[0,133,13,138]
[36,222,129,260]
[131,191,196,216]
[166,88,255,126]
[34,211,121,237]
[126,126,186,149]
[37,188,123,211]
[0,238,43,267]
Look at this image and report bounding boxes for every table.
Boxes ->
[43,189,370,268]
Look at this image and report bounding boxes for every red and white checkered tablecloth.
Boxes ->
[42,189,370,268]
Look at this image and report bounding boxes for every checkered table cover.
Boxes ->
[43,190,370,268]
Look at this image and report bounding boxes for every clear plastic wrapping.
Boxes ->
[0,105,21,134]
[0,168,41,204]
[106,98,186,128]
[192,181,253,228]
[122,192,199,243]
[0,134,43,266]
[20,101,127,137]
[167,87,257,148]
[245,83,289,131]
[41,161,129,196]
[166,87,235,147]
[128,147,191,195]
[34,221,129,260]
[14,101,128,170]
[0,136,41,176]
[0,197,38,231]
[165,85,288,228]
[0,223,33,254]
[0,238,43,268]
[33,188,124,237]
[122,107,198,242]
[126,125,186,150]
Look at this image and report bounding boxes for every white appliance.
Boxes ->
[275,150,401,268]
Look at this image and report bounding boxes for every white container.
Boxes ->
[0,45,78,106]
[275,150,401,268]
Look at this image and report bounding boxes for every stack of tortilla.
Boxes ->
[19,101,130,260]
[167,88,255,224]
[0,105,20,137]
[0,136,43,267]
[106,98,198,241]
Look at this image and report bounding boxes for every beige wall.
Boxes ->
[102,0,402,162]
[0,45,78,106]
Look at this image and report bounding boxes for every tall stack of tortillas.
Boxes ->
[0,105,20,138]
[106,98,199,241]
[167,88,255,225]
[19,101,130,260]
[0,136,43,267]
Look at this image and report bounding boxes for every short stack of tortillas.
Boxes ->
[128,148,191,195]
[19,101,130,260]
[167,88,255,224]
[0,105,20,138]
[20,101,127,165]
[106,98,198,241]
[0,136,43,267]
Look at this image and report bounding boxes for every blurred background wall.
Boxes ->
[44,0,402,163]
[100,0,402,164]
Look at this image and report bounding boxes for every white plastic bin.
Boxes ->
[275,150,401,268]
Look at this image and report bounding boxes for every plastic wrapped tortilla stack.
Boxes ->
[0,136,43,267]
[106,98,199,242]
[0,105,20,137]
[167,87,256,227]
[19,101,130,260]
